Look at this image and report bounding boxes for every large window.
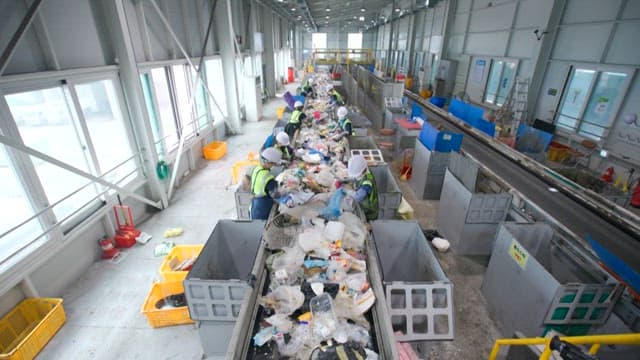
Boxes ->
[484,59,518,106]
[8,87,99,221]
[312,33,327,49]
[142,63,217,155]
[2,76,137,262]
[0,145,43,262]
[556,67,630,140]
[205,58,227,122]
[74,79,137,186]
[348,33,362,49]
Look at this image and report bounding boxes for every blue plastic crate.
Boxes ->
[419,122,463,152]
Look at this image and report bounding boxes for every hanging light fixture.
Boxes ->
[326,6,330,12]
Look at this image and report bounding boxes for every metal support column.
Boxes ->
[102,0,169,209]
[262,6,277,98]
[215,0,242,133]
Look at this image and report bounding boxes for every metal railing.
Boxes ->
[488,333,640,360]
[311,48,373,65]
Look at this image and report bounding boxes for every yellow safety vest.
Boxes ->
[250,166,274,198]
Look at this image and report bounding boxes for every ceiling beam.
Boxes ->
[0,0,45,76]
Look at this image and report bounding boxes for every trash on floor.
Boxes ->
[163,227,183,238]
[154,241,175,257]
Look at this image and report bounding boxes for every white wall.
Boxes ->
[446,0,555,103]
[532,0,640,167]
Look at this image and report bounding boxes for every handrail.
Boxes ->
[311,48,373,65]
[488,333,640,360]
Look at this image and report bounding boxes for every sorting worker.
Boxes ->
[245,147,282,220]
[285,100,306,139]
[301,77,315,99]
[328,86,345,106]
[346,155,379,221]
[274,131,294,163]
[333,106,353,141]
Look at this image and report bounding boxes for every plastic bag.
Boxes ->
[339,212,367,250]
[323,221,345,242]
[259,285,305,315]
[298,229,328,253]
[271,247,305,287]
[265,314,293,334]
[333,320,371,346]
[320,189,345,220]
[274,324,309,356]
[310,293,338,340]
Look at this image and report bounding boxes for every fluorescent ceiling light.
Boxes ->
[359,16,365,21]
[395,8,400,12]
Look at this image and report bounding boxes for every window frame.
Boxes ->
[553,64,634,141]
[140,61,217,157]
[0,70,142,264]
[482,57,519,107]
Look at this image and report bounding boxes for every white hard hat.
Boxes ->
[261,147,282,164]
[294,101,304,108]
[276,132,290,146]
[348,155,368,178]
[308,77,314,84]
[337,106,348,118]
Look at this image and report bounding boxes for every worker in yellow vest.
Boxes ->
[333,106,354,141]
[274,132,294,163]
[285,101,306,139]
[329,86,345,106]
[245,148,282,220]
[346,155,379,220]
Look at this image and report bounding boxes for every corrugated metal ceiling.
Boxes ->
[266,0,427,31]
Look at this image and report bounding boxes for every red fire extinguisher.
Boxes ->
[99,237,120,259]
[601,167,615,183]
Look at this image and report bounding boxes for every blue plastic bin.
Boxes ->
[429,97,446,108]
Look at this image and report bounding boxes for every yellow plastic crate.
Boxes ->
[158,244,204,281]
[141,281,194,328]
[0,298,65,360]
[547,141,570,162]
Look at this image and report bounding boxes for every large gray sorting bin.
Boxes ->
[371,220,454,341]
[409,139,452,199]
[349,135,378,150]
[437,153,513,254]
[370,164,402,220]
[481,223,620,339]
[184,220,265,355]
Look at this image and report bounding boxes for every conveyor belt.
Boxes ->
[414,100,640,274]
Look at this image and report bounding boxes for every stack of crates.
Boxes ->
[141,245,204,328]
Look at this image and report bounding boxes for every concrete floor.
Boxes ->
[38,82,503,359]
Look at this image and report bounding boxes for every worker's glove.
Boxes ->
[343,189,356,198]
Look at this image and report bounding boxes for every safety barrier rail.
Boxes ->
[311,48,373,65]
[488,333,640,360]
